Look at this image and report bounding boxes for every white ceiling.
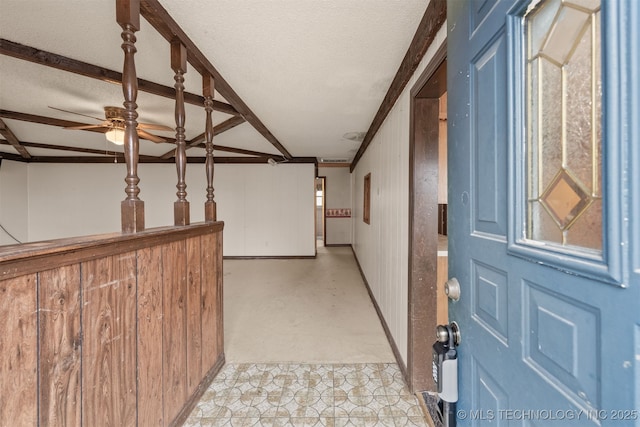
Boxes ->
[0,0,428,161]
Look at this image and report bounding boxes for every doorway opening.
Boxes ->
[315,177,326,248]
[407,44,447,393]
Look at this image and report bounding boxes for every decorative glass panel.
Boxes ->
[525,0,602,251]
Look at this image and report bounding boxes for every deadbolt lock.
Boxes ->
[436,321,461,346]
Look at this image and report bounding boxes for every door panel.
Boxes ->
[472,32,508,237]
[447,0,639,425]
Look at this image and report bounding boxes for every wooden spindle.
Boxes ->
[203,74,217,222]
[172,40,190,226]
[117,0,144,233]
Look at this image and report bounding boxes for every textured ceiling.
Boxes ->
[0,0,427,161]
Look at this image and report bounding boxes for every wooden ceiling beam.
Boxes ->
[0,109,182,147]
[139,0,293,160]
[160,115,245,159]
[0,152,25,162]
[350,0,447,171]
[1,139,123,157]
[208,115,246,137]
[1,155,317,164]
[1,137,278,160]
[0,118,31,158]
[0,38,238,116]
[213,157,317,164]
[0,110,265,157]
[211,145,277,158]
[0,109,107,133]
[0,140,166,163]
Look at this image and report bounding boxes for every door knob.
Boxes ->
[444,278,461,301]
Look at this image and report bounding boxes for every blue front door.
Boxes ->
[447,0,639,425]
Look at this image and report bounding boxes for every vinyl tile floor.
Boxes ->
[184,363,427,426]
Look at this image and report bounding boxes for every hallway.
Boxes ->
[184,247,428,426]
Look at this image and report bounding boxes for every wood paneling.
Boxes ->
[0,224,224,426]
[0,274,38,425]
[186,236,203,395]
[162,240,188,422]
[38,265,82,426]
[200,233,219,373]
[215,232,224,354]
[82,252,137,426]
[137,245,165,426]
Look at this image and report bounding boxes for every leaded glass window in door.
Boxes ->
[525,0,602,251]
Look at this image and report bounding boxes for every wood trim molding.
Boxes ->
[0,39,237,116]
[350,246,408,383]
[140,0,293,159]
[169,353,225,427]
[0,222,224,281]
[350,0,446,172]
[363,173,371,225]
[223,256,316,260]
[412,43,448,99]
[407,54,447,394]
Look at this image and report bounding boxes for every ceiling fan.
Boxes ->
[49,106,173,144]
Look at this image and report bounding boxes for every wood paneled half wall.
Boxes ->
[0,222,224,426]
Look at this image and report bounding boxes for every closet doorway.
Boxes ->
[315,177,326,248]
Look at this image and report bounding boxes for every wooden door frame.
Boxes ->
[315,176,326,248]
[407,43,447,393]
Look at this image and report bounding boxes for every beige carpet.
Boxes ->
[223,246,395,364]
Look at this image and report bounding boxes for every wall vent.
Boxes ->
[320,158,349,163]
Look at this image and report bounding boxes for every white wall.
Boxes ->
[351,25,447,365]
[216,163,315,257]
[0,160,28,245]
[1,161,315,256]
[319,166,352,245]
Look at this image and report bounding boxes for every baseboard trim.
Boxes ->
[350,246,408,381]
[223,255,316,260]
[169,353,226,427]
[324,243,352,247]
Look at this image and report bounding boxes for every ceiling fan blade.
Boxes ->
[137,129,166,143]
[48,106,104,122]
[138,122,174,132]
[64,124,107,130]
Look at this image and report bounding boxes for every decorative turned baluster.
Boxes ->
[203,74,217,222]
[116,0,144,233]
[172,40,190,226]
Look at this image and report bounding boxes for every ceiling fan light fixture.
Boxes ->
[105,127,125,145]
